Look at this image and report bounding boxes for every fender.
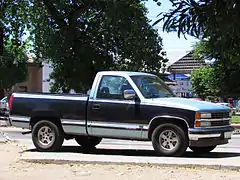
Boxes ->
[149,115,190,129]
[145,115,190,139]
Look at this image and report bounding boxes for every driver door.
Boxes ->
[87,75,142,139]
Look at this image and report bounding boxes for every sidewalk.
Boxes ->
[1,127,240,170]
[20,150,240,170]
[20,137,240,171]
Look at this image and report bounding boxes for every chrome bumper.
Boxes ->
[188,126,234,141]
[189,133,222,140]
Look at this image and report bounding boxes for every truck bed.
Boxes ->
[10,92,89,126]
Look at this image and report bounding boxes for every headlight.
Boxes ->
[195,120,211,127]
[196,112,211,119]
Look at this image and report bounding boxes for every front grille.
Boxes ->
[211,120,230,127]
[212,111,230,119]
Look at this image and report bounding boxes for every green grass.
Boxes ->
[231,115,240,124]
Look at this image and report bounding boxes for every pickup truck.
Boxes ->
[9,71,234,156]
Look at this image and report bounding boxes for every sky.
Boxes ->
[145,1,199,66]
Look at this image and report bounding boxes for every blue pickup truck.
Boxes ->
[9,71,234,156]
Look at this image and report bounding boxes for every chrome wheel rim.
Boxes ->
[159,130,179,151]
[38,126,55,146]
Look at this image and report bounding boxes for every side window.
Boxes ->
[96,75,134,99]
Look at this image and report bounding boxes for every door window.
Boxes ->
[96,75,134,99]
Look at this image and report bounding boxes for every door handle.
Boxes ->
[92,104,100,110]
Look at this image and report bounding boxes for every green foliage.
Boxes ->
[231,116,240,123]
[0,0,32,55]
[0,0,29,90]
[212,61,240,99]
[192,40,214,61]
[0,45,28,90]
[192,40,240,99]
[30,0,168,93]
[154,0,240,99]
[154,0,240,61]
[190,66,215,100]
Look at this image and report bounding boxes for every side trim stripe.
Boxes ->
[61,119,85,126]
[12,93,88,101]
[10,115,30,122]
[90,121,143,130]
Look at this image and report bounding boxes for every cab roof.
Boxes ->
[97,71,156,77]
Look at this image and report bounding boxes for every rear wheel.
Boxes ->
[32,120,64,152]
[189,146,216,153]
[75,136,102,149]
[151,123,188,157]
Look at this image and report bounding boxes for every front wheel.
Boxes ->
[75,136,102,148]
[32,120,64,152]
[151,123,188,157]
[189,146,216,153]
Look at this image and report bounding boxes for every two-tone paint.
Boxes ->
[9,71,234,145]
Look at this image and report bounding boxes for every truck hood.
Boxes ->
[144,97,231,112]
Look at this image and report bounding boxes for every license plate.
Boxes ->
[224,132,232,139]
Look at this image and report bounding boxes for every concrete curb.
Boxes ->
[21,158,240,171]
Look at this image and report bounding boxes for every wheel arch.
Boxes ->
[30,115,63,131]
[148,115,189,140]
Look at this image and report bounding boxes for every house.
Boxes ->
[167,52,206,97]
[12,56,43,93]
[42,62,53,92]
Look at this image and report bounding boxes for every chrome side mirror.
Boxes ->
[123,89,136,100]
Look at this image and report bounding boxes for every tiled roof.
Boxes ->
[168,52,206,74]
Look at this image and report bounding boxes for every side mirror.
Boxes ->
[123,89,136,100]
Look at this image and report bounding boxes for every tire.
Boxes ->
[75,136,102,148]
[32,120,64,152]
[151,123,188,157]
[189,146,216,153]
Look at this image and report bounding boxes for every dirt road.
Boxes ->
[0,142,240,180]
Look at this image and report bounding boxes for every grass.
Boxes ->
[231,115,240,124]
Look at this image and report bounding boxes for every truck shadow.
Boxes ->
[24,146,240,159]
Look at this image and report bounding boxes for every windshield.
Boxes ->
[130,75,175,98]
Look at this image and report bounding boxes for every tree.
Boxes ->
[192,40,240,99]
[30,0,168,93]
[153,0,240,62]
[0,0,30,96]
[190,66,215,100]
[0,45,28,92]
[151,0,240,99]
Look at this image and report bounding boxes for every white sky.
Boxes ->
[145,0,199,66]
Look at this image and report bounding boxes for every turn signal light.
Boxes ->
[195,120,211,127]
[195,120,201,127]
[195,113,201,119]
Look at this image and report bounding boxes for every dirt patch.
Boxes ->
[0,142,240,180]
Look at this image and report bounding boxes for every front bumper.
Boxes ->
[188,126,234,147]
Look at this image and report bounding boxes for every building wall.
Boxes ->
[168,74,192,98]
[13,62,43,93]
[42,62,53,92]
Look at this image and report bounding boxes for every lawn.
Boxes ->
[231,115,240,124]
